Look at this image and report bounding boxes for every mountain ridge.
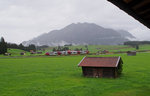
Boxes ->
[22,22,135,46]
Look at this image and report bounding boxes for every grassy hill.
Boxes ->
[0,49,26,57]
[8,49,27,56]
[0,53,150,96]
[0,48,46,57]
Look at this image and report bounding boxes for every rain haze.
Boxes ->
[0,0,149,44]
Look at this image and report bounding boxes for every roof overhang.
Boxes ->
[108,0,150,29]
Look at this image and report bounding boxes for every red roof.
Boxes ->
[78,56,122,67]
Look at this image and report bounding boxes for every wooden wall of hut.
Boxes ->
[82,67,117,78]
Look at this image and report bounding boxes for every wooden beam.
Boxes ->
[132,0,150,10]
[133,3,150,13]
[127,0,143,7]
[123,0,132,3]
[107,0,150,29]
[138,8,150,15]
[143,14,150,19]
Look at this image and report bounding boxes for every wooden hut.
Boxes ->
[20,52,25,55]
[4,53,11,56]
[78,56,123,78]
[37,52,42,54]
[101,50,109,54]
[127,51,136,56]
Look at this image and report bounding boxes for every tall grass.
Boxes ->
[0,52,150,96]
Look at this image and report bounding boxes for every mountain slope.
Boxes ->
[22,23,135,46]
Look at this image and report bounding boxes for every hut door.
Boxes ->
[93,68,101,78]
[93,68,98,77]
[97,68,102,77]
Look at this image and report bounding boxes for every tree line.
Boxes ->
[7,43,36,52]
[124,41,150,46]
[0,37,43,54]
[52,46,87,52]
[123,41,150,50]
[52,46,69,51]
[0,37,7,54]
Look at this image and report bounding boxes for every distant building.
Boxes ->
[71,51,77,54]
[30,52,36,54]
[45,52,50,56]
[78,56,123,78]
[127,51,136,56]
[101,50,109,54]
[37,52,42,54]
[57,51,62,55]
[20,52,25,55]
[45,50,89,56]
[4,53,11,56]
[50,52,57,55]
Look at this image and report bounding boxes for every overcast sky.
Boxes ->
[0,0,150,44]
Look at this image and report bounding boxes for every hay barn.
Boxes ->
[127,51,136,56]
[78,56,123,78]
[20,52,25,55]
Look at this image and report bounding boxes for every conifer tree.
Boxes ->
[0,37,7,54]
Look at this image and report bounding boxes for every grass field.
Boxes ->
[0,48,46,57]
[46,44,150,53]
[0,52,150,96]
[0,44,150,57]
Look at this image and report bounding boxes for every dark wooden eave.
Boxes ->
[107,0,150,29]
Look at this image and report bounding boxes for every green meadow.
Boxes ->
[0,49,45,57]
[0,52,150,96]
[0,44,150,57]
[46,44,150,53]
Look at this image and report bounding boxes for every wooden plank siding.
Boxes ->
[82,67,116,78]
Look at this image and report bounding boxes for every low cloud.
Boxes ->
[129,28,150,41]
